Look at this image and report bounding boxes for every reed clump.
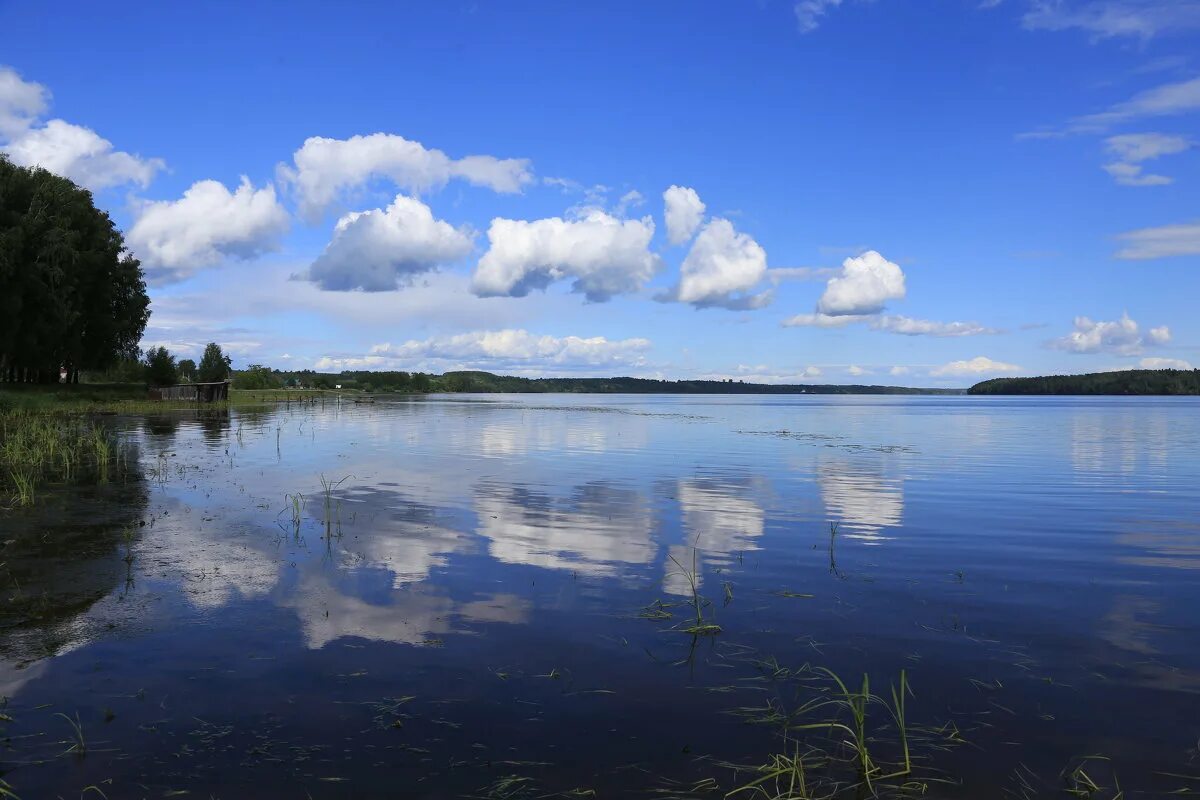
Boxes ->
[0,411,132,508]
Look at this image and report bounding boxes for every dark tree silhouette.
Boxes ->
[197,342,232,383]
[0,156,149,383]
[144,346,178,387]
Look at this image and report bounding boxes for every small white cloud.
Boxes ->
[1139,356,1193,369]
[1106,132,1192,161]
[1116,220,1200,259]
[794,0,843,33]
[304,194,474,291]
[1102,161,1172,186]
[846,365,870,376]
[471,211,660,302]
[931,356,1020,377]
[129,177,289,283]
[667,218,771,310]
[872,315,1001,337]
[614,189,645,217]
[316,329,651,372]
[1101,132,1191,186]
[816,250,906,316]
[889,366,910,376]
[1049,312,1170,354]
[782,312,871,328]
[279,133,533,219]
[663,185,706,245]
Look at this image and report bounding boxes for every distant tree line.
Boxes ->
[0,157,150,383]
[970,369,1200,395]
[223,368,950,395]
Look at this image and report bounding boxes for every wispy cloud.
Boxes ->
[1115,220,1200,259]
[1022,1,1200,42]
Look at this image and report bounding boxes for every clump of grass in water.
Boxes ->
[727,667,919,799]
[284,492,305,535]
[667,546,721,636]
[0,411,130,507]
[55,711,86,756]
[319,475,352,539]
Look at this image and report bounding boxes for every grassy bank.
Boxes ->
[0,384,352,414]
[0,386,350,506]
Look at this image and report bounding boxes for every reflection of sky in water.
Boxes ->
[4,395,1200,798]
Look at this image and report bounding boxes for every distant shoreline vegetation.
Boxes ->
[969,369,1200,395]
[234,369,958,395]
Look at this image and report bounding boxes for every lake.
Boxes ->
[3,394,1199,798]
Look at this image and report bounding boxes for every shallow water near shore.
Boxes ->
[2,393,1199,798]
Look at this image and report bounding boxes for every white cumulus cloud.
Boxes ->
[471,211,661,302]
[315,329,651,372]
[279,133,533,219]
[1,67,163,191]
[663,185,706,245]
[303,194,473,291]
[1049,312,1170,354]
[129,177,290,283]
[667,218,771,310]
[931,356,1021,377]
[817,250,906,316]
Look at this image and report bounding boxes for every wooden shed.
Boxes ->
[148,380,230,402]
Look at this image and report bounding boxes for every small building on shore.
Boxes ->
[148,380,231,402]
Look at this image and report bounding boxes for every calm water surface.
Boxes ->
[3,394,1199,798]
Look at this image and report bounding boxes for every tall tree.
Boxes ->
[0,156,150,383]
[177,358,197,382]
[144,346,178,387]
[197,342,232,383]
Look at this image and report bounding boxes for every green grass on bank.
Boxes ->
[0,384,354,415]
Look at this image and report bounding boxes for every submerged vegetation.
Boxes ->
[0,411,132,507]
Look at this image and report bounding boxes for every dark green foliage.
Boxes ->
[970,369,1200,395]
[0,156,150,383]
[177,358,197,382]
[232,364,282,390]
[144,346,178,387]
[257,369,948,395]
[197,342,232,383]
[425,371,949,394]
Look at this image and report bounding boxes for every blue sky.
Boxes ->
[1,0,1197,386]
